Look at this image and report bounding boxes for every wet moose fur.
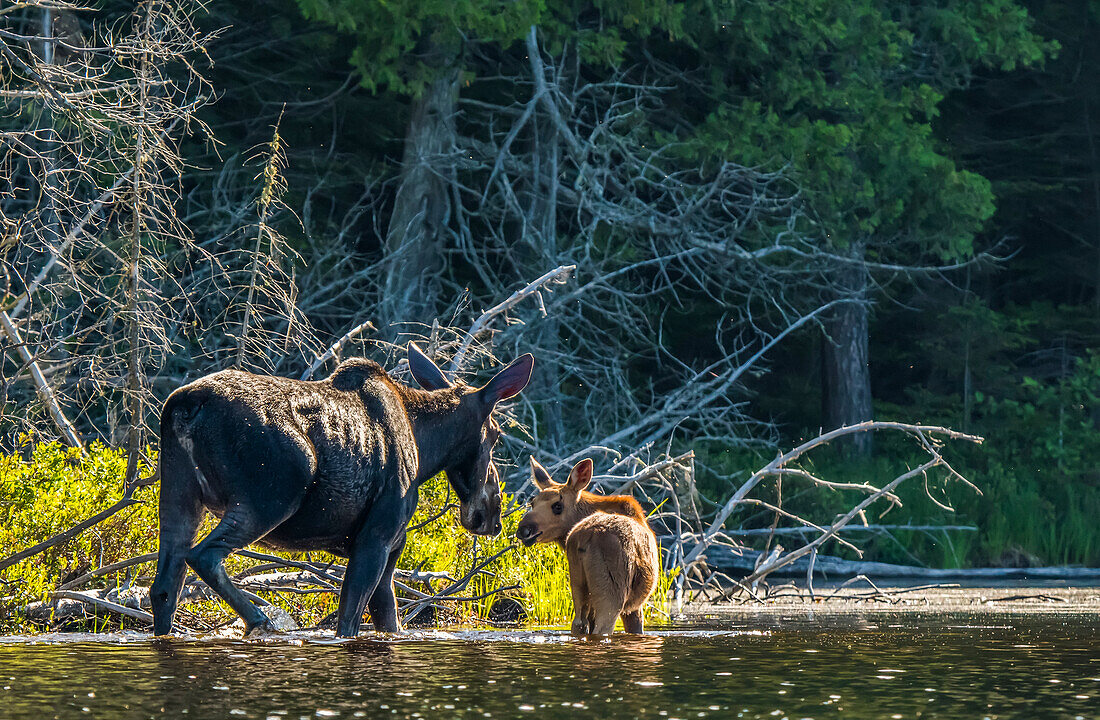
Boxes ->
[150,343,533,638]
[517,458,659,635]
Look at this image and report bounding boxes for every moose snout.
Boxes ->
[466,509,503,537]
[516,519,541,546]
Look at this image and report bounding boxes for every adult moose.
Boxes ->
[150,343,533,637]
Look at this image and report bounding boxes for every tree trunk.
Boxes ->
[822,243,873,458]
[381,63,459,327]
[1084,102,1100,314]
[525,111,564,445]
[40,9,60,250]
[123,4,154,487]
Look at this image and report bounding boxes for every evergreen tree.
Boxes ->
[679,0,1051,454]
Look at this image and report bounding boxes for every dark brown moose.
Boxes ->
[516,458,659,635]
[150,343,533,637]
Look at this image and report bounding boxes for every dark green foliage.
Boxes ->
[680,0,1100,566]
[292,0,683,94]
[684,0,1051,258]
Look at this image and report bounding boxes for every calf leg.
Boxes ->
[583,536,629,635]
[621,609,644,634]
[366,535,406,633]
[568,558,591,636]
[589,598,623,636]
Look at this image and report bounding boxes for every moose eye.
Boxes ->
[552,502,563,515]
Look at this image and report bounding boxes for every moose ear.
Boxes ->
[478,354,534,405]
[530,457,554,490]
[566,458,593,492]
[408,342,451,390]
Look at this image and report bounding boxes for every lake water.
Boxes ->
[1,610,1097,719]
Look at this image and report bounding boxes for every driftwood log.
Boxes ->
[705,545,1100,581]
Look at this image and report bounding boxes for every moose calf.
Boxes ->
[516,458,658,635]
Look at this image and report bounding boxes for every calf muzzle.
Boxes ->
[515,521,541,546]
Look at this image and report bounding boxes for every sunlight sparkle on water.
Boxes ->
[0,615,1095,719]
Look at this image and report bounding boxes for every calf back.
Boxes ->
[566,512,659,613]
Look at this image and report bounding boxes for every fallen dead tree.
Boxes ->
[22,544,521,632]
[660,422,989,604]
[703,544,1100,581]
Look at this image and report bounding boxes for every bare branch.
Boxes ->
[0,309,82,447]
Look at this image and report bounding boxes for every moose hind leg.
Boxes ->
[584,537,628,635]
[567,557,591,636]
[151,486,202,635]
[580,565,623,635]
[589,598,623,635]
[621,609,644,634]
[186,510,292,633]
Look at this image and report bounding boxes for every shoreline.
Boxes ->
[676,580,1100,622]
[3,582,1098,642]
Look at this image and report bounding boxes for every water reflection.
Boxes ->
[0,614,1097,719]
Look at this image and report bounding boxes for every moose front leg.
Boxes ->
[336,493,408,638]
[366,534,406,633]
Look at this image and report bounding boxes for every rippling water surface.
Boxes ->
[1,611,1097,719]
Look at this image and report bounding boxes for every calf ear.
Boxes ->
[478,354,534,405]
[530,457,555,490]
[566,458,593,492]
[408,342,451,390]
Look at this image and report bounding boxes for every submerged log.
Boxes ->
[706,545,1100,581]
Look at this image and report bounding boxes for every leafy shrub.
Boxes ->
[0,440,159,631]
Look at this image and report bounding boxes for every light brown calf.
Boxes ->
[516,458,659,635]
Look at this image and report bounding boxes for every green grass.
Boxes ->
[0,440,160,631]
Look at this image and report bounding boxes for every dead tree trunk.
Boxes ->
[122,4,154,486]
[525,112,564,444]
[822,243,873,458]
[382,58,459,327]
[39,8,61,252]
